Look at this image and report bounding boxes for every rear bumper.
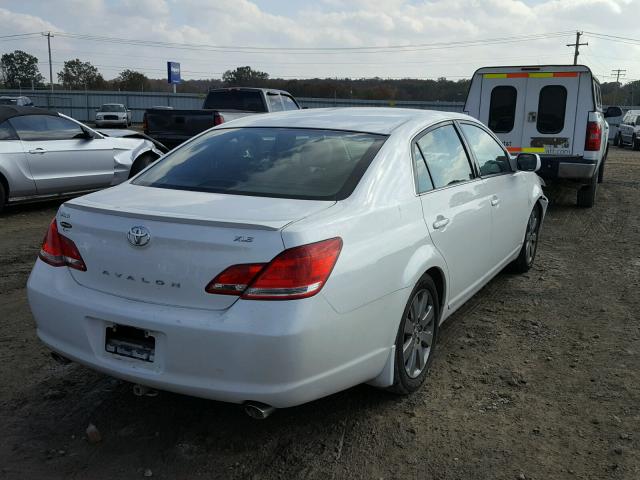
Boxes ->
[27,260,395,408]
[537,156,598,182]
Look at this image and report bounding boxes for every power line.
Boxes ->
[50,30,574,55]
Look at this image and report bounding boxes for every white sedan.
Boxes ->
[27,108,547,417]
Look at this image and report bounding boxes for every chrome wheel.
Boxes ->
[402,289,435,379]
[525,208,539,265]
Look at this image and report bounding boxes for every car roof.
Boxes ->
[220,107,468,135]
[208,87,292,95]
[101,103,125,106]
[626,110,640,115]
[0,105,58,123]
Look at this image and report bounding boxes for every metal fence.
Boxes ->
[2,90,637,124]
[0,89,465,123]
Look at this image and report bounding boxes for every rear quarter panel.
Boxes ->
[281,128,449,346]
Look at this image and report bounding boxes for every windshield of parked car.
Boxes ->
[133,127,387,200]
[203,91,267,112]
[99,105,125,112]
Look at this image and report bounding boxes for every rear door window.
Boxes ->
[537,85,567,134]
[133,128,387,201]
[266,94,284,112]
[281,95,299,111]
[488,86,517,133]
[416,124,474,189]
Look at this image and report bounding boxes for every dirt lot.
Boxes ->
[0,147,639,480]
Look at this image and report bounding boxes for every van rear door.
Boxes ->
[478,75,526,152]
[521,73,581,155]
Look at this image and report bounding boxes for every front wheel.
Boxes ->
[509,205,541,273]
[388,275,439,395]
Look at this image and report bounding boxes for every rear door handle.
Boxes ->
[432,217,450,229]
[491,196,500,207]
[28,148,47,154]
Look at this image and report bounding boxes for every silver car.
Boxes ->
[0,106,165,212]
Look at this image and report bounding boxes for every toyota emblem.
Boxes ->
[127,226,151,247]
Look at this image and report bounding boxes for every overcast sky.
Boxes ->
[0,0,638,84]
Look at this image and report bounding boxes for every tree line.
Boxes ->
[1,50,638,104]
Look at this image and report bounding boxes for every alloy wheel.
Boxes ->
[402,289,435,378]
[525,208,539,265]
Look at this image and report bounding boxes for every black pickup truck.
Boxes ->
[143,88,300,149]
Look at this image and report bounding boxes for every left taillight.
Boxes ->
[205,237,343,300]
[38,218,87,271]
[585,120,602,151]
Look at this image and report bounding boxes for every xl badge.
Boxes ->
[127,226,151,247]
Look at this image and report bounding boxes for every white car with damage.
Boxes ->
[0,106,165,212]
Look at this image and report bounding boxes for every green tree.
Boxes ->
[57,58,104,89]
[222,66,269,86]
[116,69,150,91]
[0,50,44,88]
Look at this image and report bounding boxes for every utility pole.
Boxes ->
[567,31,588,65]
[611,69,626,104]
[42,32,55,92]
[611,69,626,84]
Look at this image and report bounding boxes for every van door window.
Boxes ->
[488,86,517,133]
[537,85,567,134]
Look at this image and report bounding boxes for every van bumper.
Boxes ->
[537,156,597,182]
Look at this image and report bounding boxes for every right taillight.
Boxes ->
[38,218,87,271]
[205,237,342,300]
[585,121,602,151]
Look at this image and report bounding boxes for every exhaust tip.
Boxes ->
[132,384,159,397]
[51,352,72,365]
[244,401,275,420]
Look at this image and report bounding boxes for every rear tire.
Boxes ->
[598,149,607,184]
[577,171,598,208]
[387,274,439,395]
[509,205,541,273]
[129,153,157,178]
[633,135,640,151]
[0,182,6,214]
[613,133,621,147]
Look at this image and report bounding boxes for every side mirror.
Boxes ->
[516,153,540,172]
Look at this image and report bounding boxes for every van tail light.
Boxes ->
[205,237,343,300]
[585,121,602,151]
[38,218,87,271]
[213,112,225,126]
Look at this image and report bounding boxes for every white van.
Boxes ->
[464,65,609,207]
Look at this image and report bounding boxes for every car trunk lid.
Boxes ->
[60,184,334,310]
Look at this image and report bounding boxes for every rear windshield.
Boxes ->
[203,91,267,112]
[133,128,387,200]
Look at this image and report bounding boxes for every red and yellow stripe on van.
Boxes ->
[506,147,545,154]
[483,72,579,79]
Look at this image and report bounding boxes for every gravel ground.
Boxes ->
[0,147,639,480]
